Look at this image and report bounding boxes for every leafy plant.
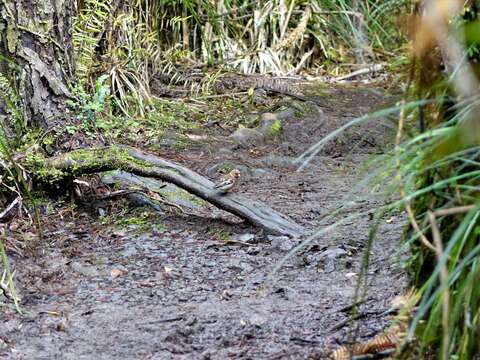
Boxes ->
[66,74,111,137]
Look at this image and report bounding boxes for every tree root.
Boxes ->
[39,145,306,237]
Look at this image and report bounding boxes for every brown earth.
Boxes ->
[0,84,407,359]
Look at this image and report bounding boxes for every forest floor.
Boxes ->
[0,83,408,359]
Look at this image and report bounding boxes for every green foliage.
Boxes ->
[156,0,407,74]
[73,0,113,85]
[0,73,25,142]
[73,0,156,117]
[398,6,480,355]
[93,98,202,144]
[266,119,282,137]
[67,74,111,136]
[71,0,409,118]
[399,121,480,359]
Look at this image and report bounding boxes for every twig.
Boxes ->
[329,312,367,332]
[334,64,385,82]
[337,300,366,313]
[151,195,196,216]
[98,189,137,200]
[0,233,22,312]
[103,188,197,216]
[427,211,450,360]
[0,272,13,300]
[0,197,20,221]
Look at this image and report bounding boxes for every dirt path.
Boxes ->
[0,86,407,359]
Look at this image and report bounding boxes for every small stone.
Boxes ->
[231,233,255,243]
[221,289,233,299]
[319,247,348,260]
[249,313,267,326]
[246,247,260,256]
[269,236,294,252]
[230,127,265,147]
[71,262,99,277]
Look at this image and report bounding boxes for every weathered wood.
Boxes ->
[43,145,306,237]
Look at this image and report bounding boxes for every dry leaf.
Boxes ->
[110,268,126,279]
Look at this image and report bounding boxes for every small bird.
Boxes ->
[213,169,240,194]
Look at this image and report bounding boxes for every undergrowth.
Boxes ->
[72,0,409,117]
[282,2,480,358]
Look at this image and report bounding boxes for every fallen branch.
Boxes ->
[39,145,306,237]
[334,64,385,82]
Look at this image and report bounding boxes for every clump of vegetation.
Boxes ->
[112,208,161,233]
[397,3,480,357]
[72,0,408,116]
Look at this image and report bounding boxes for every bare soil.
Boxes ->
[0,85,407,359]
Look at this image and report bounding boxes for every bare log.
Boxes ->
[41,145,306,237]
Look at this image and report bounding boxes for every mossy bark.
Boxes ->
[0,0,75,129]
[28,145,306,237]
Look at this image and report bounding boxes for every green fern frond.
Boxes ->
[73,0,113,85]
[0,73,25,140]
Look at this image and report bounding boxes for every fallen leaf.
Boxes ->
[110,268,126,279]
[221,289,233,299]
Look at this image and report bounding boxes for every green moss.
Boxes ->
[162,186,207,207]
[302,82,331,98]
[171,136,194,150]
[209,229,230,242]
[25,151,65,184]
[113,208,163,232]
[25,146,154,188]
[267,119,282,137]
[95,99,204,145]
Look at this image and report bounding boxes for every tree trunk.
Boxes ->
[0,0,75,130]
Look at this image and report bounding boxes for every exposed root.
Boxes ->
[29,145,306,237]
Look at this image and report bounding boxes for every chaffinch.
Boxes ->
[213,169,240,193]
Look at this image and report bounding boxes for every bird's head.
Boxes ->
[230,169,241,178]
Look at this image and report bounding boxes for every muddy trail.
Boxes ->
[1,85,407,359]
